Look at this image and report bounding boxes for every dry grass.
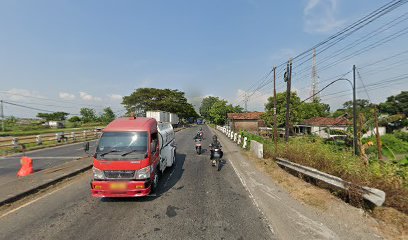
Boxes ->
[244,151,408,240]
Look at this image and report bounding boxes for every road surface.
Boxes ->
[0,126,275,240]
[0,141,97,187]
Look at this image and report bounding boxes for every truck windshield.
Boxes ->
[96,132,148,160]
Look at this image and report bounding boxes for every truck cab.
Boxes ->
[91,116,175,198]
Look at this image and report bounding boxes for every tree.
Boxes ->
[100,107,116,124]
[37,112,68,121]
[122,88,198,119]
[68,116,81,122]
[379,91,408,116]
[199,96,220,120]
[208,99,242,125]
[80,108,98,123]
[262,91,330,127]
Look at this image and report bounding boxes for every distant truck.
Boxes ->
[146,111,179,127]
[196,118,204,125]
[90,116,176,198]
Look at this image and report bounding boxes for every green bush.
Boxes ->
[241,132,408,214]
[394,131,408,142]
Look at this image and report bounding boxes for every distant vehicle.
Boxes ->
[89,116,176,198]
[146,111,179,127]
[196,118,203,125]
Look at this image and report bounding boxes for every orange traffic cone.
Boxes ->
[17,156,34,177]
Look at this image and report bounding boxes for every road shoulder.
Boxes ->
[210,127,385,240]
[0,157,92,207]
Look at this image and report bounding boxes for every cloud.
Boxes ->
[59,92,75,100]
[2,88,44,101]
[79,92,102,101]
[303,0,345,34]
[108,94,123,101]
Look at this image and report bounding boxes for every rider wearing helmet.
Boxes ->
[209,135,223,160]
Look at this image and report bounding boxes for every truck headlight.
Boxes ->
[93,167,105,180]
[135,166,151,179]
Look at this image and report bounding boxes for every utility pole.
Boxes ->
[0,100,4,132]
[374,108,383,160]
[311,49,319,102]
[352,65,359,156]
[273,67,278,153]
[284,59,292,142]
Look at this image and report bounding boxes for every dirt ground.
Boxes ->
[243,151,408,240]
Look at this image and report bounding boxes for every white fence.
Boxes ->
[215,125,263,159]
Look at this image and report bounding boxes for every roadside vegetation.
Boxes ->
[240,131,408,214]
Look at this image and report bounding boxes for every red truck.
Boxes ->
[90,116,176,197]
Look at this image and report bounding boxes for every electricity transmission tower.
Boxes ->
[310,49,319,102]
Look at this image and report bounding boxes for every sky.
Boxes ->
[0,0,407,118]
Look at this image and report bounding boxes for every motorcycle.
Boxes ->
[195,139,202,155]
[211,147,223,171]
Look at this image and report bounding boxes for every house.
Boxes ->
[227,112,265,133]
[294,117,351,139]
[43,121,65,129]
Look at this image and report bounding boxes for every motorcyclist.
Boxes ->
[209,135,223,164]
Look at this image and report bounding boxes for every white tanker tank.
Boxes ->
[157,122,176,171]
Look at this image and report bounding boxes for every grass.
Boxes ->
[240,131,408,215]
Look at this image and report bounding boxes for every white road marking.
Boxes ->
[227,157,276,235]
[0,178,80,219]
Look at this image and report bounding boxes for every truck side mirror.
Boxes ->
[84,142,90,153]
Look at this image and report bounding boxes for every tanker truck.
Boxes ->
[90,116,176,197]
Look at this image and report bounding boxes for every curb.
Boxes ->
[0,158,92,207]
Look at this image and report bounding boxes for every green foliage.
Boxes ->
[37,112,69,121]
[68,116,81,122]
[200,96,220,120]
[80,108,98,123]
[240,132,408,213]
[395,131,408,142]
[99,107,116,124]
[208,99,242,125]
[379,91,408,116]
[122,88,198,119]
[262,91,330,127]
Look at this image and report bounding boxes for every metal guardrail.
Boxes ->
[275,157,386,207]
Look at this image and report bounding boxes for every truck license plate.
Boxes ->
[110,182,127,190]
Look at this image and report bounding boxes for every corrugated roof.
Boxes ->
[302,117,351,126]
[227,112,264,120]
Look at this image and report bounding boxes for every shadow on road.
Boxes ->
[101,153,186,203]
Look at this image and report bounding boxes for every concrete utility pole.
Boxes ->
[374,108,383,160]
[353,65,359,156]
[284,59,292,142]
[0,100,4,132]
[273,67,278,153]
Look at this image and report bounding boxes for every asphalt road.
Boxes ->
[0,141,97,187]
[0,126,275,240]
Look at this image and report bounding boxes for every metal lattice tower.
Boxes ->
[310,49,319,102]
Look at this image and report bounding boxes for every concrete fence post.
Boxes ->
[72,132,76,141]
[237,135,242,145]
[83,130,87,140]
[230,131,234,140]
[243,137,248,149]
[12,137,19,149]
[234,133,237,142]
[36,135,42,145]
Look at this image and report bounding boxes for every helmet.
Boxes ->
[199,127,203,131]
[212,135,217,141]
